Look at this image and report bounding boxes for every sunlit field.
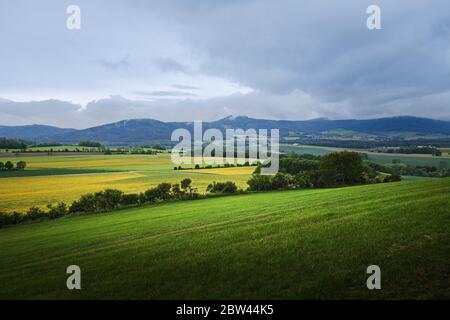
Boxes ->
[0,153,255,212]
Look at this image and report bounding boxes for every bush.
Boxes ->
[94,189,124,211]
[207,181,238,194]
[144,183,173,203]
[47,202,68,219]
[0,212,12,228]
[384,174,402,183]
[26,207,47,221]
[247,174,275,191]
[121,193,140,206]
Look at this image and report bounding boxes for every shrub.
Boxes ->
[26,207,47,220]
[47,202,68,219]
[121,193,140,206]
[94,189,124,211]
[384,174,402,183]
[207,181,238,194]
[0,212,12,228]
[247,174,274,191]
[144,183,173,203]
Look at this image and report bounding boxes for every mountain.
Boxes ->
[1,116,450,145]
[210,116,450,135]
[0,124,75,140]
[48,119,182,145]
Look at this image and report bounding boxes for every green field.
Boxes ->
[0,178,449,299]
[281,144,342,156]
[282,144,450,167]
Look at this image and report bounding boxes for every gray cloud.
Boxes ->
[134,90,197,97]
[171,84,199,90]
[0,0,450,126]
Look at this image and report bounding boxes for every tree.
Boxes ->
[47,202,68,219]
[4,161,14,171]
[144,183,173,203]
[94,189,124,211]
[0,161,4,171]
[207,181,238,194]
[121,193,139,206]
[181,178,192,191]
[16,161,27,170]
[171,184,184,199]
[318,151,366,186]
[78,140,102,148]
[247,174,274,191]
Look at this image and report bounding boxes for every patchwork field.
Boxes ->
[0,178,449,299]
[0,153,255,212]
[282,144,450,167]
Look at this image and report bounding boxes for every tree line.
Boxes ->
[248,151,401,191]
[0,160,27,171]
[0,178,241,228]
[0,137,28,149]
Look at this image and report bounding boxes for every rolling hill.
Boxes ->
[0,124,75,140]
[1,116,450,145]
[0,178,449,299]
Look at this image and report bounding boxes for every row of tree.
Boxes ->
[375,146,442,156]
[248,151,401,191]
[0,178,239,228]
[174,161,255,170]
[0,161,27,171]
[0,137,28,149]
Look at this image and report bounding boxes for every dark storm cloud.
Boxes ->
[1,0,450,126]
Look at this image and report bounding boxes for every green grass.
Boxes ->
[0,178,449,299]
[281,145,341,156]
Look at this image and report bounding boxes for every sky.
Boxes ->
[1,0,450,128]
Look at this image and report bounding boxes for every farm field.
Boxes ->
[281,144,343,156]
[0,178,449,299]
[0,153,255,212]
[282,144,450,167]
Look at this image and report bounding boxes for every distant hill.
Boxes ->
[1,116,450,145]
[0,124,75,140]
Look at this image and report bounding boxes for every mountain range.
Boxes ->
[1,116,450,145]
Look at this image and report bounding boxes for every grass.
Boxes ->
[0,178,449,299]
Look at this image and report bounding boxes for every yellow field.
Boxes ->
[0,154,255,212]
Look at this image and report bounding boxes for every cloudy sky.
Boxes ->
[1,0,450,128]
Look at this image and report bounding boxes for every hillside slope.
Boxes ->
[0,179,449,299]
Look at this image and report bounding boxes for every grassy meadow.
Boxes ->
[0,153,254,212]
[0,178,449,299]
